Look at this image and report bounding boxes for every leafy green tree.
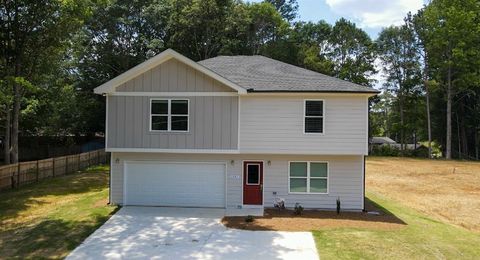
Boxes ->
[264,0,299,22]
[76,0,169,92]
[0,0,90,163]
[418,0,480,159]
[326,18,376,86]
[247,2,289,55]
[376,24,422,152]
[166,0,236,60]
[292,21,334,75]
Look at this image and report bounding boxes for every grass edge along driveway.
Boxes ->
[313,191,480,259]
[0,165,118,259]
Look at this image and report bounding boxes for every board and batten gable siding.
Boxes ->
[107,96,238,150]
[116,58,235,92]
[239,95,369,155]
[106,57,239,150]
[110,152,364,210]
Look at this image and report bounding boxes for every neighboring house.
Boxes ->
[94,49,379,212]
[369,136,396,153]
[369,136,396,146]
[369,136,425,150]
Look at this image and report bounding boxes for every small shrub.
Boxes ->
[336,197,341,215]
[370,145,400,156]
[245,215,254,222]
[294,203,304,215]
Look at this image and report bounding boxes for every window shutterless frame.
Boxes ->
[245,163,261,185]
[303,99,325,135]
[149,98,189,132]
[288,161,329,194]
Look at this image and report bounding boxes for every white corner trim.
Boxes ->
[94,49,247,95]
[106,148,240,154]
[109,92,238,97]
[105,95,109,148]
[365,96,369,155]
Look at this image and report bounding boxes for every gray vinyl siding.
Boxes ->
[239,95,369,155]
[107,96,238,149]
[116,58,235,92]
[110,153,364,210]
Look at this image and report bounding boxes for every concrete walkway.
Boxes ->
[67,207,318,260]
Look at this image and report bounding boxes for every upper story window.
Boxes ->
[150,99,189,132]
[304,100,324,134]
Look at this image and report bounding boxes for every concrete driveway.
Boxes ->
[67,207,318,260]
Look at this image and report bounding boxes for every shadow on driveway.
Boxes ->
[67,207,318,260]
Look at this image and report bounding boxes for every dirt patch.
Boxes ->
[222,200,406,231]
[93,198,109,208]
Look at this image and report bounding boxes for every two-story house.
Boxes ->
[94,49,379,214]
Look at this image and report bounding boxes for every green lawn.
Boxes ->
[314,191,480,259]
[0,165,117,259]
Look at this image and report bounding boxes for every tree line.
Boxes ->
[1,0,479,163]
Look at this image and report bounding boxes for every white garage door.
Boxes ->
[124,161,225,208]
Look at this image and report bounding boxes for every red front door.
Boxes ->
[243,161,263,205]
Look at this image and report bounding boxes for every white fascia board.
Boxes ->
[93,49,246,95]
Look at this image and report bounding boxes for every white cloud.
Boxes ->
[325,0,424,28]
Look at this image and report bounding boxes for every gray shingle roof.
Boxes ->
[370,136,397,144]
[198,55,379,93]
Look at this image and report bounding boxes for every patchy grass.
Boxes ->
[314,192,480,259]
[313,157,480,259]
[366,156,480,232]
[0,166,117,259]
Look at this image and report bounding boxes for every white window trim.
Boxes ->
[303,99,325,135]
[149,98,190,132]
[288,161,329,194]
[245,163,261,185]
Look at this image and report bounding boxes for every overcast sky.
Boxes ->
[251,0,426,38]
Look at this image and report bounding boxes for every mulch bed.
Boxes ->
[221,200,406,231]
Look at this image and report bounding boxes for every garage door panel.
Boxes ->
[125,162,225,208]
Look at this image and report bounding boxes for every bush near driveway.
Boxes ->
[0,166,117,259]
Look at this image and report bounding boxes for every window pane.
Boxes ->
[290,178,307,192]
[152,100,168,114]
[305,117,323,133]
[311,163,327,177]
[171,116,188,131]
[310,179,327,193]
[171,100,188,115]
[305,101,323,116]
[152,116,168,130]
[290,162,307,177]
[247,165,260,184]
